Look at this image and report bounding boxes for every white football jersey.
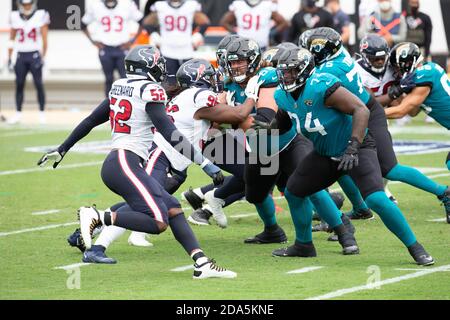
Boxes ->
[154,87,217,171]
[229,0,277,48]
[9,9,50,53]
[82,0,143,46]
[355,60,396,97]
[109,78,167,161]
[151,1,200,60]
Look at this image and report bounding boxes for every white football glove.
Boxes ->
[149,32,161,47]
[191,32,204,49]
[37,149,65,168]
[226,91,235,106]
[245,75,264,103]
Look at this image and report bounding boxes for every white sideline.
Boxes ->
[170,265,195,272]
[230,213,258,218]
[395,268,450,271]
[0,222,78,237]
[31,209,61,216]
[0,161,103,176]
[54,262,91,270]
[287,266,323,274]
[305,264,450,300]
[427,218,447,222]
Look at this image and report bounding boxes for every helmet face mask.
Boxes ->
[216,35,241,76]
[389,42,423,79]
[227,58,249,83]
[176,59,221,92]
[307,27,342,66]
[225,38,261,83]
[17,0,37,16]
[359,34,389,75]
[277,49,315,93]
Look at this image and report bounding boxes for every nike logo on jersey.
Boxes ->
[417,75,425,79]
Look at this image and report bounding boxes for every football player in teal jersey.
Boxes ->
[302,28,449,224]
[385,42,450,222]
[271,47,433,265]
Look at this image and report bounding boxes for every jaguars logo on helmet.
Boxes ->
[277,48,315,92]
[307,27,342,65]
[389,42,423,78]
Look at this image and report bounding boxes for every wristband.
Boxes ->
[200,158,211,169]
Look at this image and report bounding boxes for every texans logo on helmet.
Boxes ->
[360,40,369,50]
[182,63,206,81]
[138,48,160,69]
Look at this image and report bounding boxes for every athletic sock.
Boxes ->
[200,183,216,195]
[113,206,161,234]
[284,189,313,244]
[255,195,277,228]
[365,191,417,247]
[94,225,126,249]
[386,164,447,196]
[214,176,245,200]
[309,190,342,229]
[191,250,207,265]
[170,213,201,254]
[338,175,370,211]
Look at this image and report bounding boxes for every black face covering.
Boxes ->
[410,6,419,16]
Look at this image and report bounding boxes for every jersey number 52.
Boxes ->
[110,98,132,134]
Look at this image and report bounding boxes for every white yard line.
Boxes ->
[54,263,91,270]
[287,266,324,274]
[395,268,450,272]
[230,213,258,218]
[0,161,103,176]
[170,265,195,272]
[0,222,78,237]
[427,218,447,222]
[305,264,450,300]
[31,209,62,216]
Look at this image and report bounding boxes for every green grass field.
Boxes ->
[1,114,449,300]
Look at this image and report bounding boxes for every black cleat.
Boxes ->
[272,242,317,257]
[67,228,86,253]
[408,242,434,266]
[244,225,287,244]
[341,213,356,235]
[345,208,374,220]
[337,232,360,255]
[437,187,450,224]
[330,191,345,210]
[312,221,330,232]
[183,188,204,210]
[187,208,212,226]
[82,247,116,264]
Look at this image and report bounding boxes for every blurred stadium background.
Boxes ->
[0,0,449,116]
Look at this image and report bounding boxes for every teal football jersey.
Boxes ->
[274,72,353,158]
[317,48,372,105]
[414,62,450,129]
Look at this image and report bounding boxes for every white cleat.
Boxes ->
[193,259,237,279]
[204,190,227,228]
[128,231,153,247]
[7,113,22,125]
[78,206,103,250]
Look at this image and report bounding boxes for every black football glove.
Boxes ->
[388,73,416,100]
[338,137,361,171]
[202,161,225,186]
[37,148,66,168]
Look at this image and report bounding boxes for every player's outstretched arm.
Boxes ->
[385,86,430,119]
[326,85,370,171]
[146,102,224,185]
[37,99,110,168]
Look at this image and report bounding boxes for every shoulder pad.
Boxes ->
[141,83,167,104]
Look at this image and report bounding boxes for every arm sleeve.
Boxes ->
[59,99,110,153]
[146,102,206,165]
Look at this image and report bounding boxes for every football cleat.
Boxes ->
[67,228,86,252]
[183,187,205,210]
[204,191,227,228]
[437,187,450,224]
[78,206,103,250]
[312,221,330,232]
[345,208,374,220]
[341,213,356,235]
[336,232,360,255]
[272,242,317,257]
[128,232,153,247]
[408,242,434,266]
[244,225,287,244]
[82,248,116,264]
[187,207,212,226]
[327,234,338,242]
[193,259,237,279]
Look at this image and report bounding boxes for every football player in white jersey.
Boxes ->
[220,0,288,51]
[82,0,144,97]
[143,0,210,85]
[7,0,50,124]
[38,45,237,279]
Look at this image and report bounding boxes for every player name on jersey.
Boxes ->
[110,84,134,97]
